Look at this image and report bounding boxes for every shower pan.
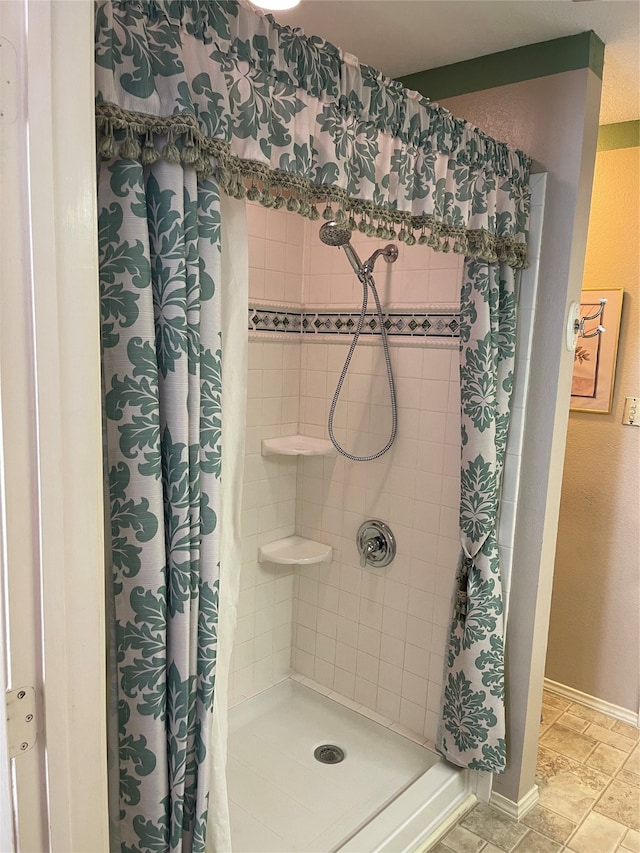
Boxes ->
[227,679,469,852]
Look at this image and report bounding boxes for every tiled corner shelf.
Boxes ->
[261,435,336,457]
[258,535,332,566]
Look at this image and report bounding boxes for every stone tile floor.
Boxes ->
[430,689,639,853]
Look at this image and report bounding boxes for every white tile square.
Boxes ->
[354,676,378,710]
[274,574,294,603]
[377,686,401,720]
[234,640,255,671]
[420,379,450,413]
[318,584,339,613]
[246,201,267,237]
[359,598,383,629]
[298,575,319,606]
[436,536,459,571]
[418,410,448,444]
[265,208,288,244]
[415,472,443,505]
[335,642,357,673]
[274,622,292,653]
[296,624,316,655]
[248,235,266,270]
[336,616,358,648]
[407,611,435,650]
[412,500,441,534]
[399,698,427,735]
[382,606,407,640]
[401,671,428,706]
[379,660,403,694]
[316,633,336,664]
[316,608,338,639]
[424,710,439,742]
[407,589,433,620]
[404,642,430,678]
[384,579,409,612]
[294,648,315,679]
[297,600,317,631]
[314,657,335,689]
[255,607,275,636]
[333,667,356,698]
[338,589,361,620]
[357,624,381,657]
[427,680,443,714]
[429,653,445,684]
[356,649,380,683]
[380,633,405,667]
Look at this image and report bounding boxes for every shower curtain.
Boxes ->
[96,0,531,848]
[438,260,517,772]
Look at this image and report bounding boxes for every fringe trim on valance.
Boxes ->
[96,105,529,269]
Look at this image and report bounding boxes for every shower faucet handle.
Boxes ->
[357,520,396,569]
[360,537,381,568]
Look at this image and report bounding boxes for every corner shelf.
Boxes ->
[261,435,336,457]
[258,535,332,566]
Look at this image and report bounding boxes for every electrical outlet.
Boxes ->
[622,397,639,426]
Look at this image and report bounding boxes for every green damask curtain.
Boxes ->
[438,260,517,772]
[100,154,223,851]
[96,3,531,846]
[95,0,530,267]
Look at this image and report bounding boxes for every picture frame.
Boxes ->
[570,287,624,414]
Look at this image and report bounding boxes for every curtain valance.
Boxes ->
[96,0,531,267]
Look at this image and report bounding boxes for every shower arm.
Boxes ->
[360,245,399,275]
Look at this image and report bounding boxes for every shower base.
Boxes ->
[227,678,472,852]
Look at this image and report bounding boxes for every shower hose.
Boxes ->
[328,270,397,461]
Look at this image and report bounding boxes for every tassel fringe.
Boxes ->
[95,106,529,270]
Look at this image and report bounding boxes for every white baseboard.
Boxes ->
[490,786,539,821]
[544,678,640,728]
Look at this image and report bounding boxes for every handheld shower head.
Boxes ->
[319,220,363,276]
[319,221,352,247]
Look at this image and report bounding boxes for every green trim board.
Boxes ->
[597,121,640,151]
[399,31,604,101]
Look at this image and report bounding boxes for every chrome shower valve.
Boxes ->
[357,519,396,569]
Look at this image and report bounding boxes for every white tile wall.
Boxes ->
[230,337,303,706]
[237,186,545,741]
[293,336,460,742]
[230,201,307,705]
[248,200,306,304]
[303,220,464,309]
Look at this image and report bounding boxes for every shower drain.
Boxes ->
[314,744,345,764]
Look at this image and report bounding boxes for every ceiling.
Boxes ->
[270,0,640,125]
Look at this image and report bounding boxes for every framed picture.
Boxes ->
[570,287,624,414]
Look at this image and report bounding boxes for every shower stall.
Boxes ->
[227,182,546,850]
[88,2,551,850]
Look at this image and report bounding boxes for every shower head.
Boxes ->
[318,221,363,275]
[319,221,352,247]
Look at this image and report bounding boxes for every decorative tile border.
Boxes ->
[248,305,460,338]
[248,306,302,333]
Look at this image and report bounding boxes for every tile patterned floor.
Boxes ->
[430,690,640,853]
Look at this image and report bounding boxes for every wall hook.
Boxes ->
[574,297,607,339]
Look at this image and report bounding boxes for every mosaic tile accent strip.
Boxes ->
[248,307,302,333]
[248,306,460,338]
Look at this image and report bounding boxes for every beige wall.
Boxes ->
[441,66,602,803]
[546,145,640,713]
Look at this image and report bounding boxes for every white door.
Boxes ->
[0,1,109,849]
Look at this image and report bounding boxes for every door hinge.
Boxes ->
[5,686,37,758]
